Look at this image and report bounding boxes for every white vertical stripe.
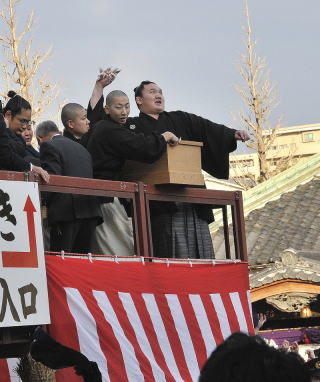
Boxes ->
[166,294,199,382]
[65,288,110,382]
[210,294,231,339]
[7,358,20,382]
[229,292,248,333]
[246,290,253,321]
[142,293,184,382]
[118,292,166,382]
[93,290,144,382]
[189,294,216,357]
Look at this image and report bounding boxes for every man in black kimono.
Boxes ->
[86,90,178,256]
[87,75,249,259]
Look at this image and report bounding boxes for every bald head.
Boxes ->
[61,103,89,138]
[105,90,128,106]
[104,90,130,125]
[61,103,84,128]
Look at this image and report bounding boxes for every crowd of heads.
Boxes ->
[2,79,165,147]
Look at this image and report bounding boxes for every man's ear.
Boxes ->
[66,120,74,130]
[135,96,142,106]
[104,105,110,114]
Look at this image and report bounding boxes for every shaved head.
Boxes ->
[61,103,85,128]
[105,90,128,106]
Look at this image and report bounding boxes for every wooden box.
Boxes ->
[122,140,204,185]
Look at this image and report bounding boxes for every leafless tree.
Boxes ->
[0,0,60,121]
[232,0,296,187]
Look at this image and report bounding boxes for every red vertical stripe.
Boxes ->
[221,293,240,333]
[81,290,129,382]
[133,293,176,382]
[154,294,193,382]
[106,292,155,381]
[178,294,208,368]
[201,294,224,346]
[239,290,255,334]
[0,359,11,382]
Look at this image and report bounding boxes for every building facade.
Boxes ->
[230,123,320,181]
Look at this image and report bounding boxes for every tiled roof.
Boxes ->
[212,176,320,265]
[210,152,320,232]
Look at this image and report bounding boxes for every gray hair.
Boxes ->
[36,120,60,138]
[61,103,84,128]
[105,90,128,106]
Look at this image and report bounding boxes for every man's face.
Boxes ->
[21,124,33,145]
[68,108,89,138]
[136,83,165,114]
[105,96,130,125]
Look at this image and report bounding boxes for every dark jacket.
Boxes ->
[40,135,102,225]
[0,115,30,171]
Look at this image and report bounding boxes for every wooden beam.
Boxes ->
[251,280,320,302]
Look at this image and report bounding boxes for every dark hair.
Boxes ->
[3,90,31,117]
[36,120,60,138]
[199,332,309,382]
[304,358,320,381]
[133,81,155,98]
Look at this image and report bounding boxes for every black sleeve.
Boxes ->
[99,124,167,163]
[182,111,237,179]
[87,96,105,127]
[40,143,63,175]
[0,114,31,171]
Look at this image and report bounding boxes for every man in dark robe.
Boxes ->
[87,76,249,259]
[86,90,178,256]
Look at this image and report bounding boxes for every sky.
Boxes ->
[1,0,319,155]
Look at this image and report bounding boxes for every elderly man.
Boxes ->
[88,72,249,259]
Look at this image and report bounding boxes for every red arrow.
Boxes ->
[2,195,38,268]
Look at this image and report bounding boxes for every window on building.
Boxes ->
[302,133,314,142]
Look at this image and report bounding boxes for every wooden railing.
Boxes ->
[0,170,247,261]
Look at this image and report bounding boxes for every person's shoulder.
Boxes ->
[166,110,190,119]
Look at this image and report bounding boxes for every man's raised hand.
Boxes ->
[96,67,121,88]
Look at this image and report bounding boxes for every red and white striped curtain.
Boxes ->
[2,256,254,381]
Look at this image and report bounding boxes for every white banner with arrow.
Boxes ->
[0,181,50,327]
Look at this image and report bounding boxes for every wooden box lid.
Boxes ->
[122,140,204,185]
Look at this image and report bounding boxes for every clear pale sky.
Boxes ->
[3,0,320,151]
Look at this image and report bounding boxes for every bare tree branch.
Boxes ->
[232,0,292,188]
[0,0,60,124]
